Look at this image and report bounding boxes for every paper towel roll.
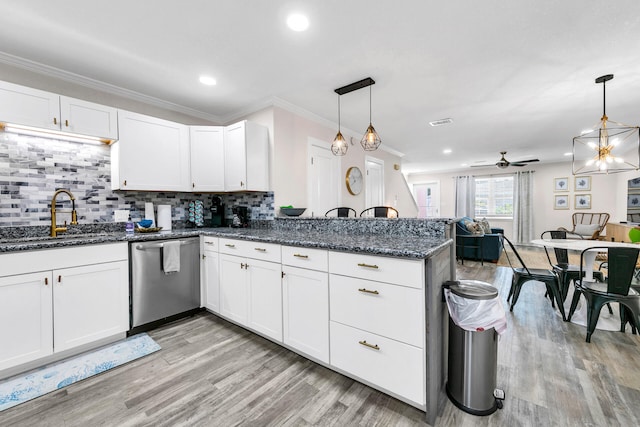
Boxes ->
[157,205,172,231]
[144,202,155,227]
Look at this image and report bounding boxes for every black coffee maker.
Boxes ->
[210,196,225,227]
[231,206,249,228]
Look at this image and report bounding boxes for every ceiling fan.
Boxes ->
[471,151,539,169]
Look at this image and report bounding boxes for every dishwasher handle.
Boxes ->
[134,239,198,251]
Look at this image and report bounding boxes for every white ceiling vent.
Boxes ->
[429,118,453,127]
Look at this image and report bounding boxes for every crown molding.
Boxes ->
[0,51,221,122]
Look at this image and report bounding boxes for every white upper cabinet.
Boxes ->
[190,126,225,192]
[59,96,118,140]
[224,121,270,191]
[0,80,118,140]
[112,110,190,191]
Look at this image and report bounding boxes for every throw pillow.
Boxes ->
[465,221,484,235]
[573,223,600,238]
[475,217,492,234]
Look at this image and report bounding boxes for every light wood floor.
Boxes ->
[1,260,640,426]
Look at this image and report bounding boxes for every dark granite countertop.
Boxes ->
[0,227,451,259]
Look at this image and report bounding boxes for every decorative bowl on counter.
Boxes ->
[280,207,306,217]
[135,226,162,233]
[138,219,153,228]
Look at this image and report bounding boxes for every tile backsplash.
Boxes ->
[0,132,274,227]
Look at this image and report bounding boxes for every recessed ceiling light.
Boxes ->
[429,118,453,127]
[287,13,309,31]
[443,149,452,154]
[199,75,217,86]
[461,163,468,167]
[564,152,573,156]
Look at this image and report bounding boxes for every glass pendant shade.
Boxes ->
[572,75,640,175]
[331,131,348,156]
[360,123,382,151]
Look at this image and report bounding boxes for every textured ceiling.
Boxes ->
[2,0,640,174]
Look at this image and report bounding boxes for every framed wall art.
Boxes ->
[554,194,569,209]
[575,176,591,191]
[554,177,569,192]
[575,194,591,209]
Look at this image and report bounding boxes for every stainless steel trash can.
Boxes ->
[445,280,500,415]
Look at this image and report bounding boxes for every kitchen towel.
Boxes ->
[162,241,181,274]
[144,202,155,227]
[157,205,172,231]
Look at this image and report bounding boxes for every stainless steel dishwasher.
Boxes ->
[129,237,200,334]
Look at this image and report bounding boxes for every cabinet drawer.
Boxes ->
[282,246,328,271]
[330,275,423,347]
[202,236,219,251]
[219,238,281,263]
[330,321,424,406]
[328,252,423,289]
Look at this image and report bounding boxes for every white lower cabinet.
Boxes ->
[329,321,424,404]
[0,243,129,374]
[282,266,329,363]
[53,261,128,352]
[202,237,220,313]
[218,239,282,342]
[0,272,53,371]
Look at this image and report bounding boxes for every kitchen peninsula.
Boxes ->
[0,217,454,424]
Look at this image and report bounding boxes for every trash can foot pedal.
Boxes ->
[494,388,505,409]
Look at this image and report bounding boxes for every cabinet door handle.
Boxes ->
[123,180,127,186]
[65,119,69,127]
[44,277,48,286]
[192,183,195,188]
[240,181,244,187]
[58,275,62,283]
[293,254,308,259]
[254,248,266,252]
[225,244,236,248]
[358,340,380,350]
[53,117,57,125]
[281,271,285,278]
[202,254,206,260]
[357,263,379,269]
[240,263,245,269]
[358,288,379,295]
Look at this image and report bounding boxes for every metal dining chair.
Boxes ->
[325,207,357,217]
[501,234,567,320]
[568,246,640,342]
[541,230,603,302]
[359,206,399,218]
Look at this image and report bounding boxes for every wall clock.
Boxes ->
[346,166,363,195]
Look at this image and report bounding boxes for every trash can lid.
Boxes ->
[448,280,498,300]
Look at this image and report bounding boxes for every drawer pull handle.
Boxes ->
[293,254,308,259]
[225,244,236,248]
[254,248,266,252]
[359,340,380,350]
[205,241,214,245]
[357,263,379,269]
[358,288,379,295]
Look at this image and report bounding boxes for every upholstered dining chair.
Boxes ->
[359,206,399,218]
[501,234,567,320]
[325,207,357,217]
[540,230,603,301]
[568,246,640,342]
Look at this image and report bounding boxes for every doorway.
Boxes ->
[413,181,440,217]
[307,139,341,217]
[365,156,384,208]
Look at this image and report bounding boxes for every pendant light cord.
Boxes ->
[369,85,372,125]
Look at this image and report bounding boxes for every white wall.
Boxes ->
[407,161,638,240]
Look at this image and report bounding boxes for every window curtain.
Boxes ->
[513,171,534,243]
[454,175,475,218]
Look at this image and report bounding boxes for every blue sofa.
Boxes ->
[455,217,504,263]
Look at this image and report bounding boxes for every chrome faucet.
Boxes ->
[50,189,78,237]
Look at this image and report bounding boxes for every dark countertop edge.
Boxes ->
[0,228,452,259]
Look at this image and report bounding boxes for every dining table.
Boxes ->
[530,238,639,331]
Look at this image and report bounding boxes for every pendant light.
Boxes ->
[360,84,382,151]
[331,94,348,156]
[572,74,640,175]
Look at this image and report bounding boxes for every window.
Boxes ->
[474,175,514,218]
